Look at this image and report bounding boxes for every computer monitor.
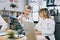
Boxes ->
[23,22,36,40]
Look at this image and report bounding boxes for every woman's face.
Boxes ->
[40,12,44,18]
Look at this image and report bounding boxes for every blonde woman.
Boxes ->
[35,8,55,40]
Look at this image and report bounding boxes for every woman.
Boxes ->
[35,8,55,40]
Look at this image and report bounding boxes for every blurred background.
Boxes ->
[0,0,60,40]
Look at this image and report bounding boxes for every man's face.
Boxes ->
[24,9,31,15]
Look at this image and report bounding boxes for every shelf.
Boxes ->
[47,5,57,7]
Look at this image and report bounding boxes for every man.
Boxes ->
[17,6,33,35]
[0,13,8,31]
[18,5,33,26]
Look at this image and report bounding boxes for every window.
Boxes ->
[2,11,9,17]
[47,0,55,5]
[50,9,58,16]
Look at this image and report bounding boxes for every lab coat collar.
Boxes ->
[40,17,50,21]
[23,14,30,18]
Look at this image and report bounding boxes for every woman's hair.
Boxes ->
[39,8,51,18]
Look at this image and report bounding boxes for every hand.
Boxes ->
[0,25,2,29]
[18,18,23,23]
[35,31,42,35]
[4,29,8,32]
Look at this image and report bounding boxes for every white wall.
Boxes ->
[28,0,47,21]
[54,0,60,5]
[0,0,26,12]
[54,0,60,13]
[0,0,6,10]
[18,0,26,12]
[28,0,39,21]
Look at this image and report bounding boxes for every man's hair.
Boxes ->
[25,5,31,10]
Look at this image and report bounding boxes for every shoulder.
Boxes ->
[46,18,55,24]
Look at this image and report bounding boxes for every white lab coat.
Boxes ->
[35,18,55,40]
[18,14,33,26]
[0,15,8,31]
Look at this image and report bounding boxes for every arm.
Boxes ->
[0,16,8,31]
[35,23,42,35]
[34,23,40,30]
[1,22,8,31]
[41,20,55,35]
[18,15,23,23]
